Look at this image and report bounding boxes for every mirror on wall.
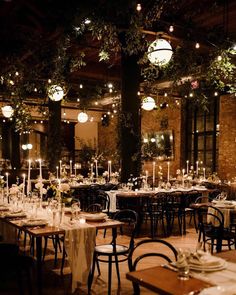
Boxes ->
[142,130,174,160]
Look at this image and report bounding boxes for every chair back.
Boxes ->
[196,204,224,232]
[113,209,138,250]
[128,239,178,272]
[148,193,166,214]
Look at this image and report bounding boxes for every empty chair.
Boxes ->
[128,239,178,294]
[147,193,167,238]
[88,209,138,295]
[165,191,184,235]
[196,205,236,253]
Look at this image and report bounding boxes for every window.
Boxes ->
[185,98,219,173]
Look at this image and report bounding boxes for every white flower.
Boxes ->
[35,182,44,189]
[60,183,70,192]
[9,186,19,195]
[103,171,109,177]
[42,188,47,194]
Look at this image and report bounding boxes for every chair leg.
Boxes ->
[43,237,48,261]
[114,255,120,284]
[108,256,112,295]
[96,259,101,276]
[61,246,66,275]
[88,254,96,293]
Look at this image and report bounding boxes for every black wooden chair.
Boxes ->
[88,209,138,295]
[147,193,167,237]
[196,205,236,253]
[128,239,178,295]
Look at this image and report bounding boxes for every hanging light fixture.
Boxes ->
[77,111,88,123]
[1,105,14,118]
[48,85,64,101]
[147,38,173,66]
[141,96,156,111]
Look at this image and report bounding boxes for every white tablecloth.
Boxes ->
[107,187,209,213]
[63,220,96,292]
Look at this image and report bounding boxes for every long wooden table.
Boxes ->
[1,217,123,295]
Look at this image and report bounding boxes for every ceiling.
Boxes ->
[0,0,235,106]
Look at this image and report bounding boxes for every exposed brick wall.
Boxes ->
[97,116,119,170]
[218,94,236,180]
[141,99,182,181]
[98,99,182,180]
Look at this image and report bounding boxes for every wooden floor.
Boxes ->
[0,220,223,295]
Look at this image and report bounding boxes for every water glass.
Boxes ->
[176,249,190,280]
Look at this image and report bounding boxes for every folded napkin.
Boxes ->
[189,251,223,267]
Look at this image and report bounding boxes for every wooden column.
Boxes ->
[47,100,61,172]
[119,33,141,182]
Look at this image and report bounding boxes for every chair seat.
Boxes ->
[95,244,129,254]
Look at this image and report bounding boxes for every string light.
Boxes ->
[136,3,141,11]
[77,98,80,102]
[137,91,141,95]
[214,91,218,96]
[9,80,14,85]
[48,79,52,83]
[195,42,200,49]
[189,93,193,97]
[169,25,174,32]
[84,18,91,25]
[217,55,222,61]
[164,92,168,97]
[15,72,19,76]
[79,84,83,89]
[95,101,98,105]
[34,88,37,92]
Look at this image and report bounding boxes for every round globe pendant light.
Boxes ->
[77,112,88,123]
[147,38,173,66]
[142,96,156,111]
[1,105,14,118]
[48,85,64,101]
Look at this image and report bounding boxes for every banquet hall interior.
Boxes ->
[0,0,236,294]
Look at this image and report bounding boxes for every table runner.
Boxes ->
[63,221,96,293]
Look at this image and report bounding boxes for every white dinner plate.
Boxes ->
[189,261,227,272]
[81,212,107,221]
[199,285,236,295]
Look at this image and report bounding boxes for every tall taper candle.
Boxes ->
[152,161,156,187]
[167,162,170,182]
[39,159,42,180]
[108,160,111,180]
[22,173,26,196]
[95,160,98,178]
[196,161,199,176]
[186,160,189,174]
[59,160,62,177]
[70,160,72,176]
[91,163,94,179]
[6,172,9,197]
[27,159,31,195]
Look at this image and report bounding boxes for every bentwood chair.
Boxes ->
[88,209,138,295]
[147,193,167,237]
[196,205,236,253]
[128,239,178,295]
